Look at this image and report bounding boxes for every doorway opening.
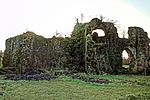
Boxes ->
[122,50,129,68]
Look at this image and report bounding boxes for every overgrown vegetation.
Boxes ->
[2,31,68,74]
[2,17,150,75]
[65,23,86,72]
[0,18,149,100]
[0,16,150,100]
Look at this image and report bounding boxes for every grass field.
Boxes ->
[0,75,149,100]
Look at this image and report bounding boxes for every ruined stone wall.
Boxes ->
[84,18,122,74]
[2,18,150,74]
[73,18,150,74]
[128,27,149,73]
[3,31,66,74]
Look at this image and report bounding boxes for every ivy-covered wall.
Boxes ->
[67,18,150,74]
[2,18,150,75]
[3,31,67,74]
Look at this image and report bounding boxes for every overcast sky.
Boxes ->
[0,0,150,52]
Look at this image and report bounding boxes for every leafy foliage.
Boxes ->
[2,31,67,74]
[65,23,86,72]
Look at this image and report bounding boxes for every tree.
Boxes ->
[121,30,126,38]
[99,15,105,21]
[81,13,84,23]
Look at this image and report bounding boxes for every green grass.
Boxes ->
[0,75,149,100]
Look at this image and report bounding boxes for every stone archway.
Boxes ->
[122,47,135,70]
[122,50,129,68]
[92,29,105,37]
[92,29,105,43]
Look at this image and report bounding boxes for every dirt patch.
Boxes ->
[71,74,110,84]
[5,74,57,81]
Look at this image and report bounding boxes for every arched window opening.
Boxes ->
[92,29,105,37]
[92,29,105,43]
[122,50,129,68]
[122,50,129,59]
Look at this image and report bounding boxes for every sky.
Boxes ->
[0,0,150,54]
